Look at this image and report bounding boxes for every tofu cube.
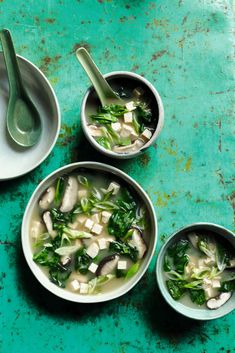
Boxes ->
[117,261,127,270]
[97,238,108,250]
[86,242,99,258]
[204,287,217,299]
[111,122,121,132]
[78,189,88,199]
[91,213,100,223]
[107,182,120,195]
[80,283,89,294]
[125,101,136,111]
[84,218,94,231]
[203,278,212,286]
[70,279,80,291]
[101,211,112,224]
[212,279,221,288]
[141,129,152,141]
[88,262,98,273]
[124,112,133,123]
[91,223,103,235]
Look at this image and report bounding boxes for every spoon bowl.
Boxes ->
[0,29,42,147]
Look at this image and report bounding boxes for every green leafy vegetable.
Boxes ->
[33,248,60,267]
[125,261,140,279]
[54,177,65,205]
[91,104,127,125]
[55,244,81,256]
[198,237,216,258]
[163,254,172,272]
[188,289,206,305]
[216,243,232,271]
[63,227,92,239]
[166,279,186,300]
[75,247,91,274]
[49,267,71,288]
[96,136,112,150]
[88,275,115,294]
[109,240,138,262]
[220,280,235,292]
[168,239,189,274]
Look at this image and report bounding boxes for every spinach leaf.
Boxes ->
[33,248,60,267]
[54,177,65,205]
[109,240,138,262]
[49,267,71,288]
[133,102,153,133]
[163,254,172,272]
[91,104,127,125]
[216,243,232,271]
[188,289,206,305]
[168,239,189,274]
[50,208,73,229]
[75,247,91,274]
[220,280,235,292]
[166,279,186,300]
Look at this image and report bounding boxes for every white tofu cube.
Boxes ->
[84,218,94,231]
[88,262,98,273]
[212,279,221,288]
[80,283,89,294]
[124,112,133,123]
[70,279,80,291]
[97,238,108,250]
[141,129,152,141]
[76,214,87,225]
[107,182,120,195]
[91,223,103,235]
[117,261,127,270]
[91,213,100,223]
[125,101,136,111]
[86,242,99,258]
[101,211,112,224]
[203,278,212,286]
[111,122,121,132]
[204,287,217,299]
[78,189,88,199]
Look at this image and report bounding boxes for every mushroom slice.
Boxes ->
[60,176,78,213]
[226,259,235,269]
[96,254,119,276]
[43,211,57,238]
[113,139,145,154]
[188,232,199,249]
[129,227,147,259]
[87,125,103,137]
[207,292,232,310]
[39,186,56,210]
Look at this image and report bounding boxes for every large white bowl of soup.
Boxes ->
[22,162,157,303]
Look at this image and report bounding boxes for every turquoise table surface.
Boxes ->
[0,0,234,352]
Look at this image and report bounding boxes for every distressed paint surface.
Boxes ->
[0,0,234,352]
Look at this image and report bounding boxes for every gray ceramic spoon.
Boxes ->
[76,47,123,106]
[0,29,42,147]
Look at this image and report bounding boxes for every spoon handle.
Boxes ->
[76,47,121,106]
[0,29,24,95]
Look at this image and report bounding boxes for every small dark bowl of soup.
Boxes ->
[81,71,164,159]
[22,162,157,303]
[156,223,235,320]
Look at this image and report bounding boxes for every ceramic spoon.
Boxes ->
[76,47,123,106]
[0,29,41,147]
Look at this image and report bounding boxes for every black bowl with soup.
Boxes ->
[22,162,157,303]
[81,71,164,159]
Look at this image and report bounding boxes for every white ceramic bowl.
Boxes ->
[22,162,157,303]
[0,53,60,180]
[156,223,235,320]
[81,71,164,159]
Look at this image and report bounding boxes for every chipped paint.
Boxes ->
[0,0,234,352]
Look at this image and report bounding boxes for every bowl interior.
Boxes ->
[156,223,235,320]
[22,162,157,303]
[0,53,60,180]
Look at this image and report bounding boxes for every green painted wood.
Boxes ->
[0,0,234,352]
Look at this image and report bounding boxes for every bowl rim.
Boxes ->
[0,53,61,180]
[21,161,157,303]
[80,70,164,159]
[156,222,235,320]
